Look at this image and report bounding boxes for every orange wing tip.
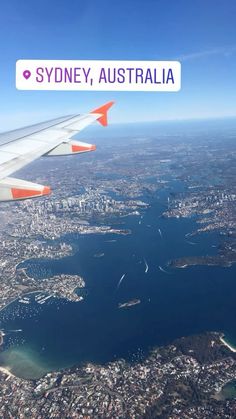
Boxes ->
[72,144,96,153]
[11,186,51,199]
[91,101,115,126]
[42,186,51,196]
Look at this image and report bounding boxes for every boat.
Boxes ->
[119,299,141,309]
[35,294,46,301]
[18,297,30,304]
[37,295,52,304]
[94,252,105,258]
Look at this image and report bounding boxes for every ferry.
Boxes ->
[119,299,141,309]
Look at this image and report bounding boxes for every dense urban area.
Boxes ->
[0,332,236,418]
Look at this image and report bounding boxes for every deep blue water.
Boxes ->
[0,183,236,378]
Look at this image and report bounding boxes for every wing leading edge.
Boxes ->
[0,101,114,201]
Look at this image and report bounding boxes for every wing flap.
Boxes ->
[0,115,75,146]
[0,136,65,179]
[0,138,45,155]
[28,129,68,142]
[0,151,19,164]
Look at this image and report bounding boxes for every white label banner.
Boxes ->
[16,60,181,92]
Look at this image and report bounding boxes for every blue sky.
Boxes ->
[0,0,236,129]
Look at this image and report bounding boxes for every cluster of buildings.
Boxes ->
[0,187,139,311]
[164,190,236,235]
[0,333,235,418]
[0,234,76,311]
[6,188,145,240]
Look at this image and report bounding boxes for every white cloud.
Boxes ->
[178,45,236,61]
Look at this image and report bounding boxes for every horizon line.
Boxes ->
[111,114,236,125]
[1,113,236,134]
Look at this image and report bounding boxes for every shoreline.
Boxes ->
[0,366,15,379]
[0,331,3,346]
[220,336,236,353]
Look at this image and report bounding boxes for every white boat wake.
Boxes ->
[158,228,163,238]
[117,273,126,289]
[144,258,149,273]
[158,265,172,274]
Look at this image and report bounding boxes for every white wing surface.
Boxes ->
[0,101,114,201]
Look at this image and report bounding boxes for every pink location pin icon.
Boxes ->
[23,70,31,80]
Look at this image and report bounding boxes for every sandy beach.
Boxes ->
[220,336,236,353]
[0,331,3,346]
[0,366,15,379]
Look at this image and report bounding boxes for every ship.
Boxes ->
[94,252,105,258]
[118,299,141,309]
[18,297,30,304]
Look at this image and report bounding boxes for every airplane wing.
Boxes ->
[0,101,114,201]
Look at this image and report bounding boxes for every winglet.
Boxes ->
[91,101,114,126]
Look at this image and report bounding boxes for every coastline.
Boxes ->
[0,331,3,346]
[0,366,15,379]
[220,335,236,353]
